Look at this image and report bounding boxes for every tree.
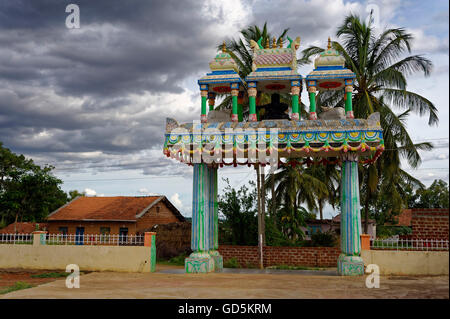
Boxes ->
[300,13,436,232]
[218,179,258,245]
[68,190,85,201]
[0,142,68,228]
[406,179,449,209]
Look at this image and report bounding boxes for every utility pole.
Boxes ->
[255,164,264,269]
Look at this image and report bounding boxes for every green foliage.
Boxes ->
[223,257,240,268]
[376,225,412,238]
[301,14,437,230]
[68,190,85,201]
[310,231,338,247]
[266,265,324,271]
[0,281,34,295]
[157,253,187,266]
[406,179,449,209]
[0,142,69,226]
[31,272,69,278]
[218,179,258,245]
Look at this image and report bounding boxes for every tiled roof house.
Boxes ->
[46,195,184,236]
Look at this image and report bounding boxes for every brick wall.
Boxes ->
[136,201,180,232]
[218,245,341,268]
[410,208,449,240]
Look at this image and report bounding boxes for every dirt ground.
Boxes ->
[1,264,448,299]
[0,269,69,290]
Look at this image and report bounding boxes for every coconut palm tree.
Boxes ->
[266,162,329,218]
[300,13,436,232]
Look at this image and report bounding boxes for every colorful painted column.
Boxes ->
[185,163,222,273]
[337,153,364,275]
[231,83,239,122]
[208,92,216,112]
[345,80,354,119]
[144,232,157,272]
[200,84,208,123]
[291,80,301,120]
[307,81,317,120]
[32,231,47,246]
[248,82,258,122]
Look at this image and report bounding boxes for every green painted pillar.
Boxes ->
[199,85,208,123]
[308,87,317,120]
[290,81,301,120]
[231,89,239,122]
[345,85,354,118]
[237,104,243,122]
[337,154,364,276]
[185,164,222,273]
[248,83,257,122]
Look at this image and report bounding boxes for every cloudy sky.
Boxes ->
[0,0,448,218]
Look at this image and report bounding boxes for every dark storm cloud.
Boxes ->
[0,0,226,173]
[0,0,217,97]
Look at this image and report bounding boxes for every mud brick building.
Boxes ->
[46,196,184,236]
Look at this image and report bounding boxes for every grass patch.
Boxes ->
[157,253,187,266]
[31,272,69,278]
[0,281,34,295]
[266,265,325,271]
[223,257,240,268]
[31,271,87,278]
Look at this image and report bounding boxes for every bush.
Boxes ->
[223,257,240,268]
[310,231,337,247]
[376,225,412,238]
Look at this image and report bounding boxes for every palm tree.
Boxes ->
[304,163,340,220]
[266,162,328,219]
[300,13,436,232]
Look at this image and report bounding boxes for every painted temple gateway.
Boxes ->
[163,36,384,275]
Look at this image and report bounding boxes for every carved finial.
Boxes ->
[327,37,331,50]
[222,41,226,53]
[279,38,283,48]
[272,37,276,48]
[265,38,270,49]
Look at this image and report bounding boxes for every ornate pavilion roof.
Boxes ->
[306,38,355,90]
[198,43,244,93]
[245,37,302,94]
[164,112,384,166]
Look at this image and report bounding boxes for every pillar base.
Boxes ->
[231,114,238,122]
[209,250,223,272]
[346,110,354,119]
[249,114,257,122]
[185,252,215,273]
[337,254,364,276]
[309,112,317,120]
[291,113,299,121]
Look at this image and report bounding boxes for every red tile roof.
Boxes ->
[332,214,375,224]
[48,196,162,221]
[0,222,48,234]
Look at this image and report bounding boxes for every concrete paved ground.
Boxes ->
[1,265,448,299]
